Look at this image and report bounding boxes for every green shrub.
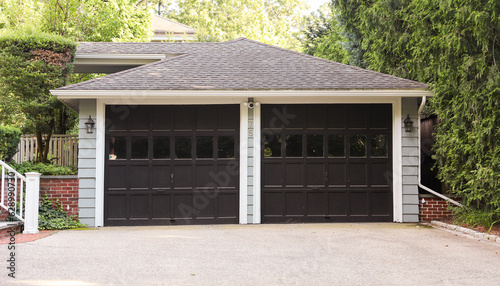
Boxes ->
[0,126,22,162]
[451,206,500,234]
[11,161,77,176]
[38,195,85,230]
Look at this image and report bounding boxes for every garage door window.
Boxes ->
[264,134,281,157]
[286,134,302,157]
[175,137,192,159]
[370,135,388,157]
[307,134,323,157]
[153,137,170,159]
[349,135,366,157]
[131,137,148,159]
[197,136,213,158]
[218,136,235,158]
[109,136,126,160]
[328,135,345,157]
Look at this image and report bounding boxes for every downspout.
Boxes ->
[418,96,462,206]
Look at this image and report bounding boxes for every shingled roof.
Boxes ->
[59,38,428,91]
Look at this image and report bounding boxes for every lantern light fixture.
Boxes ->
[403,114,414,132]
[85,115,95,134]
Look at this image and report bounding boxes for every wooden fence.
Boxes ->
[13,135,79,167]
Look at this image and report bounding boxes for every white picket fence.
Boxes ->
[13,135,79,167]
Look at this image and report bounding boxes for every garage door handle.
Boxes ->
[170,174,174,184]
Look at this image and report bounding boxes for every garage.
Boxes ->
[104,105,240,226]
[261,104,393,223]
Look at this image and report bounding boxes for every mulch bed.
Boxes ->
[436,217,500,237]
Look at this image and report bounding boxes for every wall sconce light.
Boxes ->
[403,114,413,132]
[85,115,95,134]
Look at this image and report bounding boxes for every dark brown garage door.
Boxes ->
[262,104,393,223]
[104,105,239,226]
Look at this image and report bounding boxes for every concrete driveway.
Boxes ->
[2,223,499,285]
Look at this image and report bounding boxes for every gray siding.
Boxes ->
[78,99,97,226]
[401,97,420,222]
[246,103,254,223]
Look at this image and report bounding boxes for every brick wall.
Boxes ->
[40,176,79,218]
[419,196,459,221]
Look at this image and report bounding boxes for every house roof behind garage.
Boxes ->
[58,38,428,91]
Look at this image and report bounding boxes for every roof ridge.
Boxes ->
[60,54,190,90]
[236,38,427,87]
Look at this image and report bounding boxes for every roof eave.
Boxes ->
[52,88,433,99]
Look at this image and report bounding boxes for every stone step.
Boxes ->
[0,221,23,237]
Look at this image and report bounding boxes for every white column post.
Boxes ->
[23,172,41,234]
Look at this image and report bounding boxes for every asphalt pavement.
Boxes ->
[2,223,499,285]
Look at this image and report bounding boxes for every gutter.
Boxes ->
[418,96,462,206]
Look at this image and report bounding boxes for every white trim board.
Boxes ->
[95,100,106,227]
[51,89,433,99]
[239,103,249,224]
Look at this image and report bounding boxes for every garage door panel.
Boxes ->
[286,164,303,186]
[306,105,326,128]
[129,194,149,218]
[328,191,348,216]
[195,166,214,186]
[174,194,194,219]
[285,192,306,216]
[130,166,149,188]
[108,166,128,188]
[283,105,305,129]
[152,106,172,131]
[174,166,193,187]
[217,193,238,218]
[348,105,368,129]
[327,105,346,129]
[370,164,390,186]
[369,105,391,129]
[371,191,392,216]
[218,106,239,130]
[106,107,128,132]
[263,164,282,186]
[106,194,127,219]
[307,164,324,186]
[174,106,195,130]
[130,107,151,131]
[216,165,239,188]
[196,106,217,130]
[307,192,327,215]
[151,166,171,188]
[328,164,346,187]
[263,192,284,216]
[349,164,368,186]
[194,194,215,218]
[350,192,370,216]
[151,194,171,218]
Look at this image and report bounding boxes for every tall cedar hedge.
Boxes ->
[0,30,77,163]
[313,0,500,212]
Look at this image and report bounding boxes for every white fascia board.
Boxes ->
[51,89,433,99]
[74,54,174,66]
